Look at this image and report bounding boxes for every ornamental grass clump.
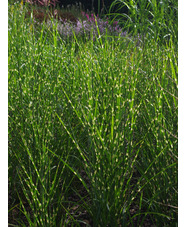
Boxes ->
[9,0,177,226]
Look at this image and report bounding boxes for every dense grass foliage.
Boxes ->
[8,1,177,226]
[109,0,178,45]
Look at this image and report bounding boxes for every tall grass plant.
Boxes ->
[9,1,177,226]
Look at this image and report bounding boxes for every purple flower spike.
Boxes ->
[113,21,118,26]
[85,14,90,21]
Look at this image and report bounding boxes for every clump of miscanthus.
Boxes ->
[46,11,128,40]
